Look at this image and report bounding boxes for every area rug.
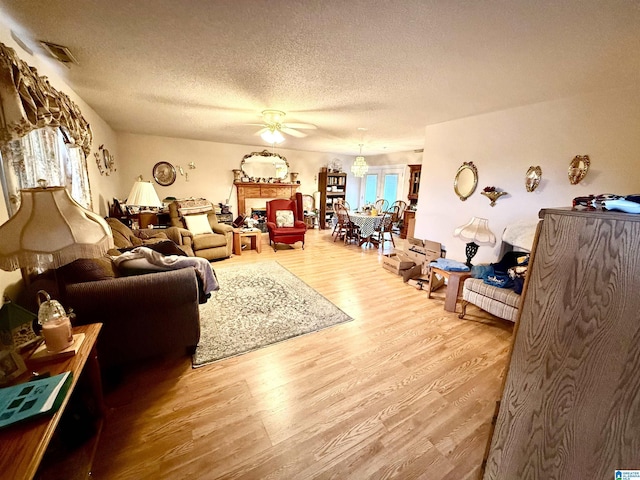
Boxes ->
[192,261,353,367]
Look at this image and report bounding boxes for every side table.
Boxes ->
[232,228,262,255]
[426,266,471,312]
[0,323,105,480]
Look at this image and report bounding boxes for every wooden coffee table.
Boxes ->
[232,228,262,255]
[426,266,472,312]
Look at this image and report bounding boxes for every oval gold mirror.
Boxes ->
[525,165,542,192]
[454,161,478,201]
[241,150,289,181]
[568,155,590,185]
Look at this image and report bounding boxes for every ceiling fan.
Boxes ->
[252,109,317,144]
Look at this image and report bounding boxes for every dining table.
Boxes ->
[347,212,384,247]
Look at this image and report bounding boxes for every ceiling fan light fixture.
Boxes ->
[261,128,285,144]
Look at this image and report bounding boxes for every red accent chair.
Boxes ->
[266,193,307,251]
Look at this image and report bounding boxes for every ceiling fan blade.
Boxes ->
[281,127,307,138]
[283,122,317,130]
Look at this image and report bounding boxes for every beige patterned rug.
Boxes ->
[192,261,353,367]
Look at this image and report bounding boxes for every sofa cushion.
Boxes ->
[463,278,521,308]
[193,233,228,250]
[275,210,295,227]
[184,214,214,235]
[59,257,118,284]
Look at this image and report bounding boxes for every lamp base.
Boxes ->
[465,242,479,268]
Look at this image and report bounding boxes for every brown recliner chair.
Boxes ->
[106,217,180,250]
[168,200,233,260]
[266,193,307,251]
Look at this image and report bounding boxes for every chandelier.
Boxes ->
[351,143,369,177]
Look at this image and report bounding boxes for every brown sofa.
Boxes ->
[168,200,233,260]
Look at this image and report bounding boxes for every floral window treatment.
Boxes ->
[0,42,93,215]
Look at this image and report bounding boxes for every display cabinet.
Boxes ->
[408,164,421,205]
[318,170,347,229]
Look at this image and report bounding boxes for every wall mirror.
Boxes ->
[240,150,289,181]
[568,155,590,185]
[454,161,478,201]
[525,165,542,192]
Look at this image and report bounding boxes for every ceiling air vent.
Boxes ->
[39,41,79,66]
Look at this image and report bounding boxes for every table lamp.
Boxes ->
[454,217,496,267]
[0,184,113,274]
[125,178,163,210]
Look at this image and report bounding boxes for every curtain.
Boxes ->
[0,42,93,215]
[0,127,93,215]
[0,42,93,155]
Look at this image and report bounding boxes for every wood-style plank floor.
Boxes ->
[91,228,514,479]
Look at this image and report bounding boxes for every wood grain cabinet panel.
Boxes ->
[483,208,640,479]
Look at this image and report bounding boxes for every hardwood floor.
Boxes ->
[91,229,514,479]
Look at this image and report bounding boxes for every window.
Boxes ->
[360,166,404,209]
[0,127,92,216]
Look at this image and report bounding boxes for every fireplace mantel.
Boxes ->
[235,182,300,215]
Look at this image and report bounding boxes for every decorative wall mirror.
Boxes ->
[525,165,542,192]
[568,155,590,185]
[240,150,289,181]
[454,161,478,201]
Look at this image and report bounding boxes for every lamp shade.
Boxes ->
[454,217,496,246]
[0,186,113,271]
[126,180,162,208]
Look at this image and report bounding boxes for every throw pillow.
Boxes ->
[184,214,213,235]
[275,210,295,228]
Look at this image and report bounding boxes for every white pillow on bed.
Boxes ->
[184,214,213,235]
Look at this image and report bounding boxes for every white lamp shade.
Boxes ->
[126,180,162,208]
[454,217,496,246]
[0,187,114,271]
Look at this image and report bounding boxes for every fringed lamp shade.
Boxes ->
[0,186,113,271]
[454,217,496,267]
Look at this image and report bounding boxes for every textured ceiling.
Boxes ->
[1,0,639,155]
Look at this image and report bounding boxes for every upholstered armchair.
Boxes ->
[266,193,307,251]
[168,200,233,260]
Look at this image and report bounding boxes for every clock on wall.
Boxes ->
[152,161,176,186]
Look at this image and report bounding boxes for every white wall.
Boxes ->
[415,86,640,264]
[116,133,353,217]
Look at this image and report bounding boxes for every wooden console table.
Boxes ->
[235,182,299,216]
[0,323,104,480]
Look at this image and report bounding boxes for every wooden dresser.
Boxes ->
[483,208,640,479]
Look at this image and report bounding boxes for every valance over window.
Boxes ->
[0,42,92,156]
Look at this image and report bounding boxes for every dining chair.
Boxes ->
[333,204,360,244]
[302,194,317,228]
[390,200,407,233]
[374,198,389,213]
[336,198,351,211]
[374,210,395,247]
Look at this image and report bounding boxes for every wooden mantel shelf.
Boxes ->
[235,182,300,215]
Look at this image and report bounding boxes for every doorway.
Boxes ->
[360,166,404,209]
